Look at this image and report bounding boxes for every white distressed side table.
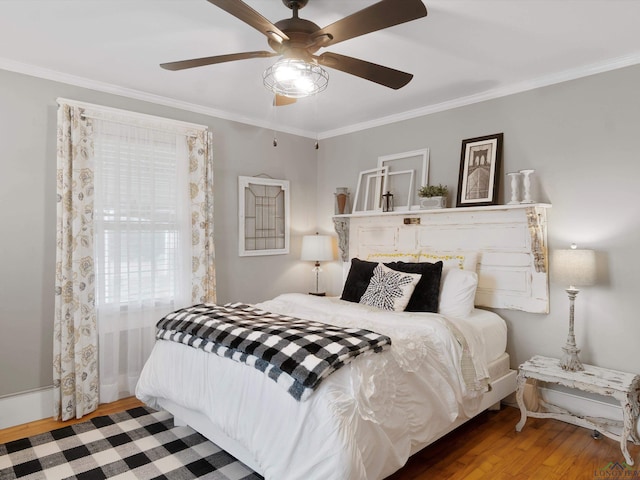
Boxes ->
[516,355,640,465]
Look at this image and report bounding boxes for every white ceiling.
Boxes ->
[1,0,640,138]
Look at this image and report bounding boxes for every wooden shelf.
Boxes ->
[333,203,551,219]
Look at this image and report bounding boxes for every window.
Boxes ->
[93,123,191,314]
[90,111,210,403]
[54,97,214,409]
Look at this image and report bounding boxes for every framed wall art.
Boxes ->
[238,176,290,256]
[457,133,503,207]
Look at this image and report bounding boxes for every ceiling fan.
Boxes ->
[161,0,428,102]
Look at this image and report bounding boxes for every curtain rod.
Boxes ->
[57,97,208,136]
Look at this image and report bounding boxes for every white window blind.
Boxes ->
[94,124,191,311]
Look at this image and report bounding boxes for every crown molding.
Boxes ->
[317,52,640,140]
[2,52,640,141]
[0,57,317,139]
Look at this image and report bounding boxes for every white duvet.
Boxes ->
[136,293,500,480]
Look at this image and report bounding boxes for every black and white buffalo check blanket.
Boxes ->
[156,303,392,401]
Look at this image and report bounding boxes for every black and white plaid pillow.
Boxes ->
[359,263,421,311]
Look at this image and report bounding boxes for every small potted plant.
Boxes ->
[417,184,448,209]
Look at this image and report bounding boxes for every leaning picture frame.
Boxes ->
[457,133,503,207]
[385,169,415,211]
[353,166,388,212]
[378,149,429,210]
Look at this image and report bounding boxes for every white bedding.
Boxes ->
[136,293,507,480]
[457,308,508,364]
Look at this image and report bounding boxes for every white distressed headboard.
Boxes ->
[332,204,550,313]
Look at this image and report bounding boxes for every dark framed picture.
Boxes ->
[457,133,503,207]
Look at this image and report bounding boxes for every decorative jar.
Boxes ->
[334,187,350,215]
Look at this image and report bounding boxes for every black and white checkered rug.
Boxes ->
[0,406,263,479]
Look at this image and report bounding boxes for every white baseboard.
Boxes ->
[0,387,54,430]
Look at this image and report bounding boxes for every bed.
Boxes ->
[136,205,550,479]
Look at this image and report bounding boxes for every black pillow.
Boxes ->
[386,261,443,312]
[340,258,378,302]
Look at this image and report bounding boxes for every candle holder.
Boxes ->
[520,169,535,204]
[506,172,522,204]
[382,191,394,212]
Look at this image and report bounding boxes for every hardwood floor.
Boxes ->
[1,398,637,479]
[387,405,637,480]
[0,396,144,444]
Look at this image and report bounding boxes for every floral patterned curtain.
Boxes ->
[189,131,216,304]
[53,103,99,421]
[53,99,215,419]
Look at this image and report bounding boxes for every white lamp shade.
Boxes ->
[301,234,334,262]
[553,248,596,287]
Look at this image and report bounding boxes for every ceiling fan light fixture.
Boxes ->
[263,58,328,98]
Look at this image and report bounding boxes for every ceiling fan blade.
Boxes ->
[161,51,278,71]
[316,52,413,89]
[206,0,289,43]
[315,0,427,47]
[274,95,297,107]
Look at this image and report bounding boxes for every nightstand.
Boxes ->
[516,355,640,465]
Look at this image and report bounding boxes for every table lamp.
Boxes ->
[301,233,334,296]
[553,244,596,371]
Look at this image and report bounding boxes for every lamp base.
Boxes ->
[560,345,584,371]
[308,292,326,297]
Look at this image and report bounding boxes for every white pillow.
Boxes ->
[419,251,479,272]
[359,263,421,312]
[438,268,478,318]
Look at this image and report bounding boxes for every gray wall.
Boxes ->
[317,64,640,373]
[2,62,639,399]
[0,68,318,397]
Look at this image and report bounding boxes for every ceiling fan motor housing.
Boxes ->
[282,0,309,10]
[268,17,324,59]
